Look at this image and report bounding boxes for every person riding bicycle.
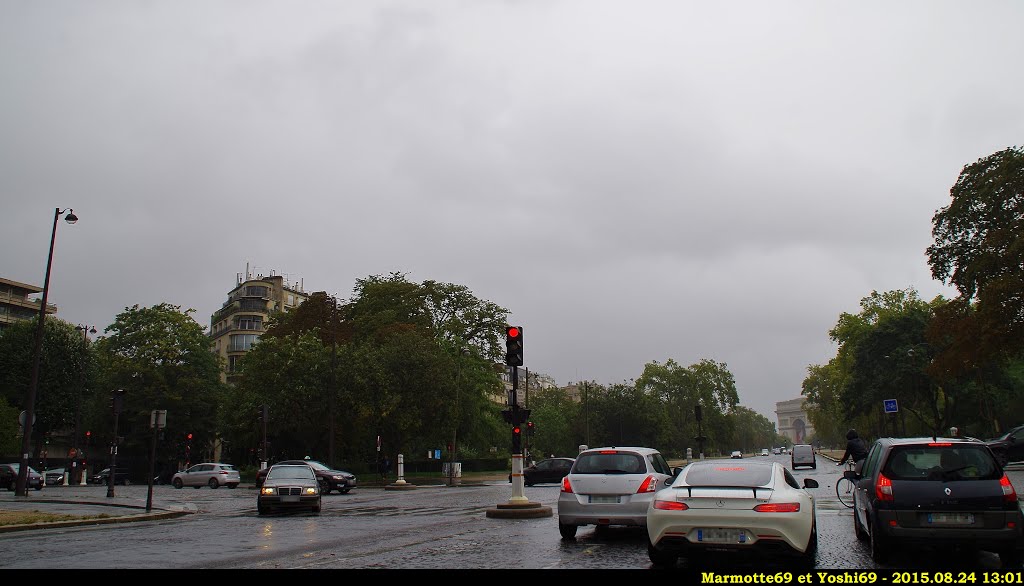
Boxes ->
[837,429,869,474]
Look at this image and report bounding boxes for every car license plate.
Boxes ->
[697,528,747,544]
[281,495,299,503]
[589,495,620,504]
[927,513,974,525]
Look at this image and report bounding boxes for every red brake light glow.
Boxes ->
[753,503,800,513]
[654,500,688,511]
[928,442,953,447]
[1001,474,1017,503]
[876,472,894,501]
[561,476,574,494]
[598,450,618,454]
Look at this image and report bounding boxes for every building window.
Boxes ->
[237,316,262,331]
[228,355,241,372]
[229,334,259,352]
[245,286,268,297]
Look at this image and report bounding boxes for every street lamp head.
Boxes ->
[63,209,78,224]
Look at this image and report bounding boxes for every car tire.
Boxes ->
[800,524,818,569]
[559,523,578,539]
[208,478,219,489]
[340,489,351,494]
[869,517,889,564]
[173,478,183,489]
[312,503,321,514]
[647,541,678,568]
[257,503,267,515]
[853,509,868,541]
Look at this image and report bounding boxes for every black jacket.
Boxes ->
[840,437,869,463]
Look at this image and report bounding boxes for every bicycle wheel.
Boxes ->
[836,477,855,508]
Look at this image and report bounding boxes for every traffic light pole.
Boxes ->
[508,366,529,504]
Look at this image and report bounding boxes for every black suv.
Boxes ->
[89,467,130,486]
[987,425,1024,467]
[849,437,1023,566]
[255,459,357,494]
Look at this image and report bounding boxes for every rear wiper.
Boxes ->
[601,469,630,474]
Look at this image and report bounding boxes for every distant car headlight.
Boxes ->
[261,487,277,495]
[331,475,343,480]
[304,487,318,495]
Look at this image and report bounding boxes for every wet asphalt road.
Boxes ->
[0,455,1019,570]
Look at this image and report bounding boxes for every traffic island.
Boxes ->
[384,479,417,491]
[485,501,552,519]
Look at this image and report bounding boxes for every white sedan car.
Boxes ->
[646,460,819,568]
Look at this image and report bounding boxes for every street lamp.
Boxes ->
[16,208,77,497]
[449,347,470,486]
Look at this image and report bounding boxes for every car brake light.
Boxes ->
[753,503,800,513]
[561,476,574,494]
[654,500,688,511]
[637,475,657,493]
[1000,474,1017,503]
[876,472,894,501]
[928,442,953,447]
[598,450,619,454]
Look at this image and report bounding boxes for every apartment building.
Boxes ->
[0,276,57,332]
[209,267,309,383]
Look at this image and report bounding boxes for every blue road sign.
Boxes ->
[884,399,899,413]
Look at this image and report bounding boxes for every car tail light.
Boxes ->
[561,476,574,493]
[753,503,800,513]
[219,470,228,475]
[928,442,952,447]
[1000,474,1017,503]
[654,499,688,511]
[876,472,894,501]
[636,475,658,493]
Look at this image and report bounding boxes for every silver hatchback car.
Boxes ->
[171,463,241,489]
[557,446,679,539]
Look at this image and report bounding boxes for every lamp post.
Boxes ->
[16,207,77,497]
[72,324,96,485]
[448,347,470,486]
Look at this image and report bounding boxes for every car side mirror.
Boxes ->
[843,470,860,481]
[803,478,819,489]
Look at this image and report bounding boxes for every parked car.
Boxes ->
[773,447,782,455]
[89,467,130,485]
[44,467,66,485]
[0,463,43,491]
[986,424,1024,467]
[760,448,770,457]
[518,457,575,486]
[257,463,321,515]
[730,450,743,459]
[557,446,679,539]
[256,459,357,494]
[791,444,816,470]
[850,436,1024,566]
[646,459,819,568]
[171,462,240,489]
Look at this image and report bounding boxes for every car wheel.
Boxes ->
[559,523,578,539]
[312,504,321,514]
[257,502,267,515]
[173,478,183,489]
[208,478,219,489]
[869,518,889,564]
[800,524,818,569]
[999,548,1023,568]
[647,541,678,568]
[853,508,868,541]
[340,489,351,494]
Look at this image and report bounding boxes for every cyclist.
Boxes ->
[837,429,869,474]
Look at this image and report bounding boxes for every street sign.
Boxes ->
[884,399,899,413]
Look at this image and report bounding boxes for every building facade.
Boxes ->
[209,267,309,383]
[776,397,815,445]
[0,276,57,332]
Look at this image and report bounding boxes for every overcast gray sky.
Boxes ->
[3,1,1021,422]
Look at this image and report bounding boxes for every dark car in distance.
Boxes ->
[256,459,357,494]
[986,425,1024,467]
[850,436,1024,566]
[509,457,575,486]
[0,463,43,491]
[89,467,131,486]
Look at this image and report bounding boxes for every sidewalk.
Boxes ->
[0,485,195,533]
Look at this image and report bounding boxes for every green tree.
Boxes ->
[928,146,1024,362]
[92,303,225,473]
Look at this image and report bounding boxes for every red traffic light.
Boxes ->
[85,431,91,437]
[507,326,520,338]
[513,426,521,434]
[187,433,193,440]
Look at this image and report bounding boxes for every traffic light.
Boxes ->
[512,424,522,453]
[695,404,703,422]
[505,325,523,366]
[527,421,536,436]
[110,389,126,415]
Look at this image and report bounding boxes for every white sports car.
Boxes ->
[646,460,819,568]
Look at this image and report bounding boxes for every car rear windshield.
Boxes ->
[573,451,646,474]
[883,445,1000,481]
[686,464,773,487]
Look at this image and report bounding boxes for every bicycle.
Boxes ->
[836,460,856,508]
